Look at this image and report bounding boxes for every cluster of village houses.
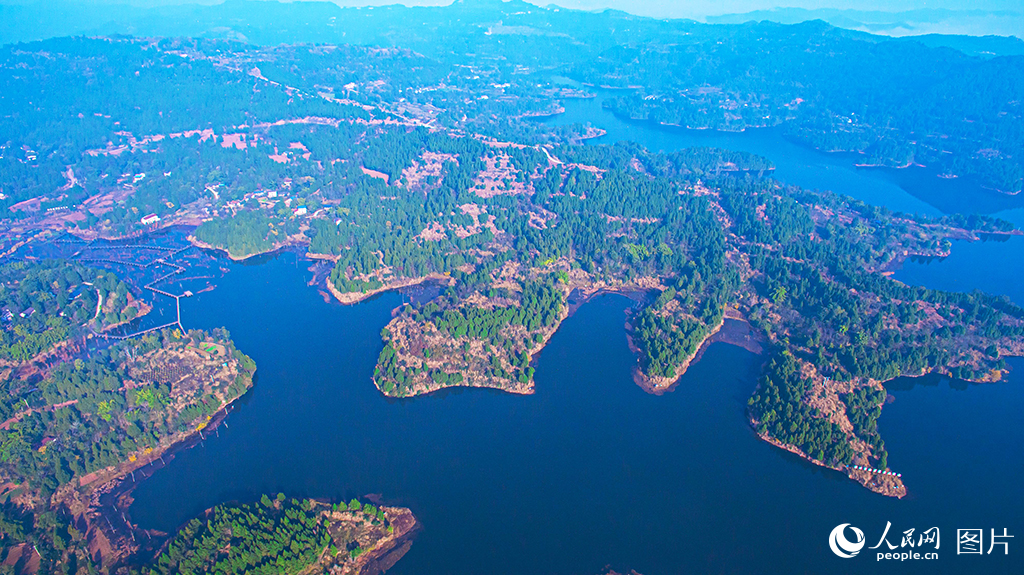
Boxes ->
[134,175,318,227]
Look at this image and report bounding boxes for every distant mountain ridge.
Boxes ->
[1,0,1022,195]
[1,0,1023,57]
[896,32,1024,57]
[707,7,1024,45]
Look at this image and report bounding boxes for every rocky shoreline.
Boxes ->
[52,360,257,568]
[324,273,453,306]
[346,506,421,575]
[188,234,304,262]
[752,424,907,498]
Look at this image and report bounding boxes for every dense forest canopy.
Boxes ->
[1,0,1020,194]
[0,5,1023,572]
[140,495,398,575]
[0,29,1018,474]
[0,260,141,361]
[146,496,330,575]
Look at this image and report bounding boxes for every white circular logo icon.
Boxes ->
[829,523,866,558]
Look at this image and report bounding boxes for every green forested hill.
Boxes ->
[0,8,1022,551]
[2,0,1023,198]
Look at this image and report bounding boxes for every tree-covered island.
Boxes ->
[2,23,1023,519]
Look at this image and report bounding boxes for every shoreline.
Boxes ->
[751,423,907,498]
[53,364,257,568]
[137,499,420,575]
[875,225,1022,275]
[370,277,649,398]
[188,235,302,262]
[516,105,566,120]
[374,374,534,399]
[617,300,910,499]
[99,296,154,333]
[341,505,421,575]
[627,308,762,395]
[741,349,910,498]
[78,402,245,563]
[628,315,726,395]
[598,105,1020,196]
[325,273,453,305]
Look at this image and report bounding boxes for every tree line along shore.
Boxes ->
[0,259,419,575]
[2,32,1023,566]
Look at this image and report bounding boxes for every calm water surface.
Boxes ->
[128,96,1024,575]
[128,253,1023,574]
[545,92,1024,312]
[894,207,1024,307]
[545,94,1024,217]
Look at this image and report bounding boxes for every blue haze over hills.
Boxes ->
[0,0,1022,46]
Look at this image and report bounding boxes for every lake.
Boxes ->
[124,98,1024,574]
[893,207,1024,308]
[543,93,1024,218]
[126,252,1023,575]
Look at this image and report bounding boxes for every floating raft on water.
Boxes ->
[848,465,901,478]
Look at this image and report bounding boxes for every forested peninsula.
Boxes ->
[1,19,1023,564]
[137,496,418,575]
[0,260,419,575]
[0,260,261,573]
[300,125,1020,499]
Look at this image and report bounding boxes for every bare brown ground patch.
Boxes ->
[455,203,500,238]
[417,221,447,241]
[401,151,456,190]
[471,153,528,198]
[361,166,390,184]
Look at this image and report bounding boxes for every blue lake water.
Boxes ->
[894,234,1024,307]
[127,252,1024,575]
[893,207,1024,308]
[125,96,1024,574]
[544,94,1024,217]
